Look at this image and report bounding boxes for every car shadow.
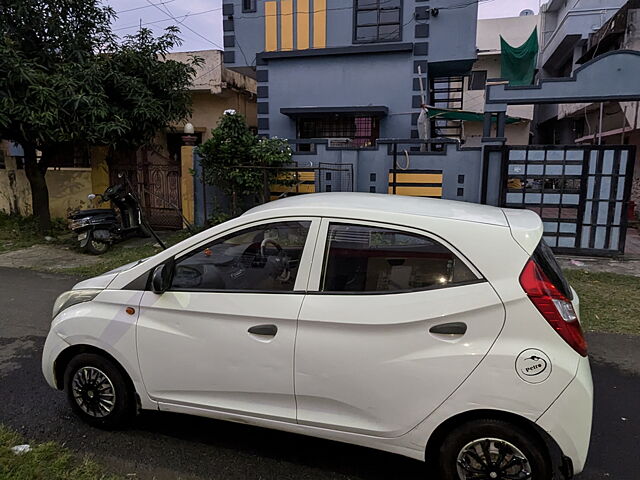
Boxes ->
[129,409,427,479]
[0,336,427,480]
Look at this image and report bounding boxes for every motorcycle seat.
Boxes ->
[69,209,117,219]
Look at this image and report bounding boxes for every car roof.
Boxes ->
[245,193,509,226]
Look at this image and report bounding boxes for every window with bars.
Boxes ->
[430,76,464,141]
[354,0,402,43]
[242,0,256,13]
[297,114,380,148]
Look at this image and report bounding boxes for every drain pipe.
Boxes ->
[597,102,604,145]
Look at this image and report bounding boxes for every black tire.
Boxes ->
[84,233,110,255]
[436,418,552,480]
[63,353,135,429]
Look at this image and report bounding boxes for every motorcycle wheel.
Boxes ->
[84,235,110,255]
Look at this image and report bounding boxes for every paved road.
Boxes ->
[0,267,638,479]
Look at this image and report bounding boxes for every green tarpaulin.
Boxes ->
[426,107,524,124]
[501,27,539,86]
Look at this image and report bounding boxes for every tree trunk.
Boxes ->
[23,144,51,232]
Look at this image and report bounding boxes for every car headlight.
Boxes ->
[52,289,102,319]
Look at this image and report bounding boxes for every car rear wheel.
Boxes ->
[64,353,134,429]
[437,418,551,480]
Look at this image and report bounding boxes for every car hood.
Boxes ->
[72,258,149,290]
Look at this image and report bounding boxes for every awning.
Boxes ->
[280,106,389,118]
[427,107,525,124]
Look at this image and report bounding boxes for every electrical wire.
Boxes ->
[113,6,222,32]
[143,0,224,50]
[115,0,176,15]
[115,0,488,32]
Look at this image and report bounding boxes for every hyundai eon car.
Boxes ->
[43,193,592,479]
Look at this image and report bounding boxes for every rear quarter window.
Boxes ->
[321,223,480,293]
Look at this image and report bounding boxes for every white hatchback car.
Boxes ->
[43,193,592,480]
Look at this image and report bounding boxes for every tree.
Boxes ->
[197,112,294,216]
[0,0,200,231]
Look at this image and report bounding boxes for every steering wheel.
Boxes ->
[260,239,291,282]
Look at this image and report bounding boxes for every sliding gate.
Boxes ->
[497,145,635,256]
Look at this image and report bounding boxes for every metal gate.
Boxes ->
[109,148,182,229]
[498,145,635,256]
[270,163,354,200]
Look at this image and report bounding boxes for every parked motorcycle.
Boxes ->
[68,183,149,254]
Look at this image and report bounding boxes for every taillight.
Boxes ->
[519,259,587,357]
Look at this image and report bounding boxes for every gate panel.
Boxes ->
[501,145,635,256]
[141,149,182,229]
[581,148,635,252]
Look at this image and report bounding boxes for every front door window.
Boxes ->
[171,221,311,292]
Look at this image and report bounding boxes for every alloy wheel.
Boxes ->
[456,437,532,480]
[71,366,116,418]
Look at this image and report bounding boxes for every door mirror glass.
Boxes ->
[151,259,175,294]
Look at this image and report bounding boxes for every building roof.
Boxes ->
[245,193,509,226]
[477,15,540,55]
[164,49,256,96]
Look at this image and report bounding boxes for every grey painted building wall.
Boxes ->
[264,52,415,139]
[223,0,478,140]
[540,0,625,75]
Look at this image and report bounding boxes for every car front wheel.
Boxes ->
[63,353,134,429]
[437,418,552,480]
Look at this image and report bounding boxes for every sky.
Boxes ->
[106,0,542,52]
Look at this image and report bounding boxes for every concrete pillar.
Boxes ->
[482,112,493,138]
[496,112,506,138]
[180,136,196,227]
[90,146,109,195]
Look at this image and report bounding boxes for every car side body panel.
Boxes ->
[43,289,158,410]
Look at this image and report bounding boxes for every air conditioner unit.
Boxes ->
[327,138,352,148]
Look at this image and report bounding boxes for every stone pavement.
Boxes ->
[557,255,640,277]
[0,244,101,271]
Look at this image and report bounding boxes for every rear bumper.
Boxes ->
[537,355,593,475]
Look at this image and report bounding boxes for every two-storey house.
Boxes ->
[221,0,479,196]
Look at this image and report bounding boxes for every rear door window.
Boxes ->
[321,223,479,293]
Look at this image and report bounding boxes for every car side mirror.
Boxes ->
[151,259,175,294]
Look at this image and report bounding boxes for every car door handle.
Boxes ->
[248,324,278,336]
[429,322,467,336]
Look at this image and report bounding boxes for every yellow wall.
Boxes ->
[313,0,326,48]
[0,88,257,221]
[0,162,93,219]
[297,0,310,49]
[0,158,31,216]
[264,0,325,51]
[48,169,94,217]
[90,146,110,196]
[265,1,278,52]
[177,90,257,144]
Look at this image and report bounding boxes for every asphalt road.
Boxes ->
[0,267,638,480]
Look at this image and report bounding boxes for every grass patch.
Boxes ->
[0,425,119,480]
[0,213,68,254]
[57,231,191,278]
[564,269,640,335]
